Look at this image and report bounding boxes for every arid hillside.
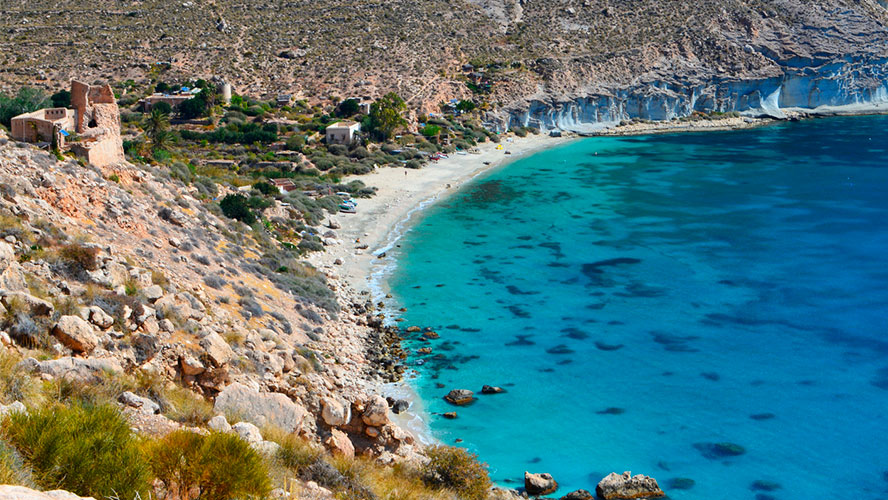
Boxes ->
[1,0,886,117]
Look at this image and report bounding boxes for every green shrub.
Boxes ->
[146,430,271,500]
[265,427,322,473]
[421,445,491,500]
[2,404,150,498]
[160,386,214,425]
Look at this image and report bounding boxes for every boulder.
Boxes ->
[143,284,164,302]
[0,241,13,272]
[23,356,122,381]
[361,395,389,426]
[324,428,355,458]
[200,332,234,367]
[1,291,54,316]
[525,471,558,496]
[232,421,263,444]
[118,391,160,414]
[0,485,95,500]
[561,489,594,500]
[481,385,505,394]
[207,414,231,432]
[444,389,475,405]
[321,397,350,427]
[52,315,98,353]
[391,399,409,414]
[214,382,307,433]
[253,440,281,455]
[596,472,665,500]
[180,353,206,375]
[88,306,114,330]
[0,401,27,418]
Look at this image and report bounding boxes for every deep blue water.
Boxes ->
[388,115,888,499]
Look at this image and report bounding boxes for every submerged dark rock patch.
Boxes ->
[694,442,746,460]
[651,332,700,352]
[750,480,782,492]
[667,478,696,490]
[595,341,624,351]
[546,344,575,355]
[562,328,589,340]
[749,413,776,420]
[581,257,642,278]
[596,407,625,415]
[507,305,532,318]
[506,285,540,296]
[505,335,535,346]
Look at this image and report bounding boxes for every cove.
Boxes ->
[389,115,888,498]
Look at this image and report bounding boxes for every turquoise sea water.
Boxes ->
[388,115,888,499]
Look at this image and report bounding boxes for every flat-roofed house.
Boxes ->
[325,121,361,144]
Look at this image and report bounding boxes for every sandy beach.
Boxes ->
[306,133,572,295]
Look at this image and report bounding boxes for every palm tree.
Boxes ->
[151,129,174,152]
[142,107,170,142]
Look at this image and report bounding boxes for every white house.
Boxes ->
[325,121,361,144]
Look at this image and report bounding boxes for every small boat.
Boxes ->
[339,204,356,213]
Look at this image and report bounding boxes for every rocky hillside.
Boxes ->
[1,0,886,125]
[0,129,466,498]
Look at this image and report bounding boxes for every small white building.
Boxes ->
[325,121,361,144]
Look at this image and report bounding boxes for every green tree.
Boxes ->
[50,90,71,108]
[151,130,175,153]
[220,194,256,224]
[142,107,171,153]
[367,92,407,140]
[0,87,51,127]
[457,100,476,112]
[337,98,360,117]
[152,100,173,115]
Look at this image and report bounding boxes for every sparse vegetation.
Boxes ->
[2,404,151,498]
[146,430,270,500]
[421,445,492,500]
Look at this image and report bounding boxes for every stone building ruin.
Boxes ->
[10,80,124,168]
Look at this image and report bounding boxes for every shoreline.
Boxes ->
[307,104,888,454]
[306,132,574,297]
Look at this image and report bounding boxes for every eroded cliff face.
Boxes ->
[487,0,888,131]
[499,58,888,132]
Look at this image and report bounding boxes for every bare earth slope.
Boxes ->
[1,0,886,126]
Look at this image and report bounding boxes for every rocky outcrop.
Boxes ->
[596,471,665,500]
[19,356,123,382]
[214,382,308,433]
[525,471,559,496]
[1,291,54,317]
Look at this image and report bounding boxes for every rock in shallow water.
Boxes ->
[444,389,475,405]
[596,471,664,499]
[525,471,558,496]
[560,489,593,499]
